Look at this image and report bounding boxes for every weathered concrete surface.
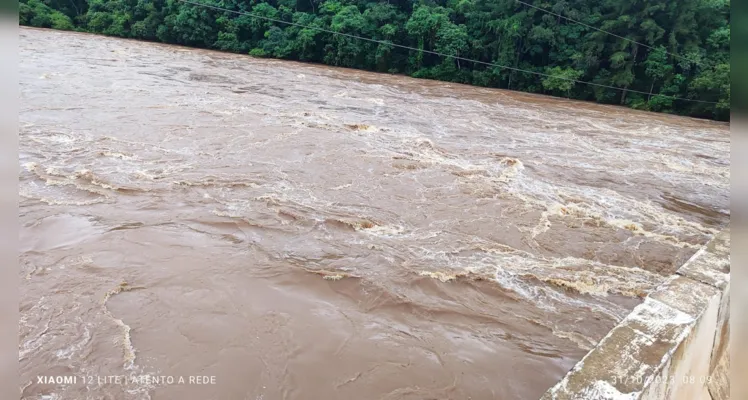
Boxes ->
[541,229,730,400]
[707,281,730,400]
[677,231,730,290]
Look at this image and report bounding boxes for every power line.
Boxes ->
[512,0,702,65]
[174,0,719,105]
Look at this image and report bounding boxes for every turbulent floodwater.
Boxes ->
[19,27,730,400]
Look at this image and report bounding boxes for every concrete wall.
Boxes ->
[541,229,730,400]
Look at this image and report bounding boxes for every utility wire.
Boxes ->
[174,0,719,105]
[512,0,702,65]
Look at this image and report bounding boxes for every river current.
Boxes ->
[19,27,730,400]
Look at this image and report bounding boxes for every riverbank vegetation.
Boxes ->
[20,0,730,120]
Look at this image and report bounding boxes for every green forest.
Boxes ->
[20,0,730,120]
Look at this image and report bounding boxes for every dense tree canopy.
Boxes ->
[20,0,730,120]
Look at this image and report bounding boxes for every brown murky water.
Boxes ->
[19,27,730,400]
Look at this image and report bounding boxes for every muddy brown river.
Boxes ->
[19,27,730,400]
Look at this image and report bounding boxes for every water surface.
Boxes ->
[19,27,730,400]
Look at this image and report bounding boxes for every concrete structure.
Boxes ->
[542,229,730,400]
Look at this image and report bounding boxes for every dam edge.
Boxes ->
[541,228,730,399]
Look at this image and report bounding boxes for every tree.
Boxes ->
[542,66,583,95]
[21,0,730,120]
[20,0,76,30]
